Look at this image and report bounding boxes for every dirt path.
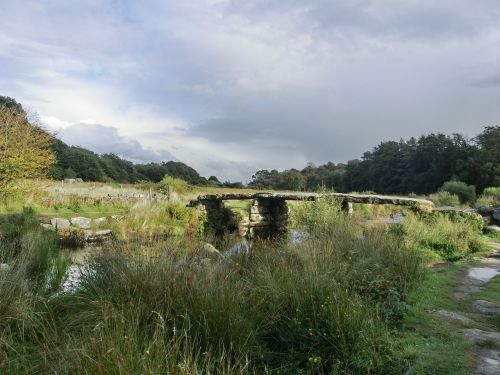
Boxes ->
[452,241,500,375]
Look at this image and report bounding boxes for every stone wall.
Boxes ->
[248,198,288,238]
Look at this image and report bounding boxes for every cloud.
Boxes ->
[471,75,500,88]
[57,123,175,163]
[2,0,500,181]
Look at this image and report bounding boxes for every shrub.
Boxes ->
[289,194,342,231]
[436,191,460,207]
[440,181,476,205]
[158,175,191,195]
[476,187,500,207]
[398,212,486,261]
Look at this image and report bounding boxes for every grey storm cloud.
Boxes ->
[2,0,500,181]
[472,75,500,89]
[58,123,175,163]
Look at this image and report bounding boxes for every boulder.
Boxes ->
[40,223,55,231]
[70,217,92,229]
[486,225,500,233]
[38,216,52,225]
[50,218,70,230]
[493,208,500,225]
[476,205,493,217]
[93,217,107,225]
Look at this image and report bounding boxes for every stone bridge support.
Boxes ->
[195,199,226,215]
[248,198,288,238]
[188,191,433,239]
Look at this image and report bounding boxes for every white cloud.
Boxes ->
[1,0,500,181]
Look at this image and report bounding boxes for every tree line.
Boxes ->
[249,127,500,194]
[0,95,209,186]
[2,95,498,195]
[50,139,208,185]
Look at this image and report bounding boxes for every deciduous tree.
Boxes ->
[0,106,55,200]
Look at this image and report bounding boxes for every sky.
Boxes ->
[1,0,500,182]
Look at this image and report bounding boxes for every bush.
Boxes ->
[398,212,486,261]
[476,187,500,207]
[289,194,342,231]
[436,191,460,207]
[440,181,476,205]
[158,175,191,195]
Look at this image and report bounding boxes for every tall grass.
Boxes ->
[0,202,425,374]
[0,196,486,373]
[394,211,487,261]
[476,186,500,207]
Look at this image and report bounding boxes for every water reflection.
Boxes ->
[61,245,100,292]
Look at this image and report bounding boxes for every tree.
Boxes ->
[276,169,306,191]
[0,106,56,200]
[473,126,500,191]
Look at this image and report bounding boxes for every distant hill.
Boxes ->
[50,138,208,184]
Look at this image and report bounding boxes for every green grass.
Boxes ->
[467,273,500,330]
[398,264,475,374]
[395,212,487,261]
[472,274,500,304]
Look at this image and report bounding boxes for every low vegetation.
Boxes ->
[1,193,492,374]
[440,181,476,206]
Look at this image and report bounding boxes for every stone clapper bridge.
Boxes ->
[188,192,434,237]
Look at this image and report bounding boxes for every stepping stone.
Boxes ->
[40,223,55,231]
[472,300,500,316]
[462,329,500,345]
[93,217,107,225]
[430,309,474,325]
[476,349,500,375]
[70,217,92,229]
[50,218,70,230]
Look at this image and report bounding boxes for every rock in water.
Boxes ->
[40,223,55,231]
[93,217,107,225]
[70,217,92,229]
[50,218,70,230]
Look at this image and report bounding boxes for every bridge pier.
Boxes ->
[248,198,288,238]
[188,192,434,239]
[195,199,238,236]
[341,200,353,214]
